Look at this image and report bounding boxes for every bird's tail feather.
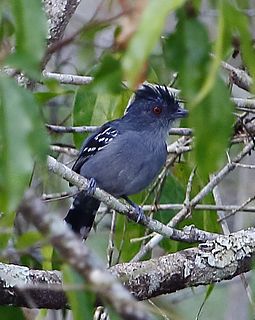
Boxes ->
[64,192,100,239]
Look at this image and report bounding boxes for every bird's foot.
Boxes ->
[86,178,97,196]
[122,196,145,223]
[131,202,145,223]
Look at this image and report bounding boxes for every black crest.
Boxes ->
[125,84,180,114]
[135,84,178,105]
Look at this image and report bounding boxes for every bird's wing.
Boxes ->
[72,123,118,174]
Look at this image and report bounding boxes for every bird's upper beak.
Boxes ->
[174,107,188,119]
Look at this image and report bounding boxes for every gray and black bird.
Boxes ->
[65,84,188,238]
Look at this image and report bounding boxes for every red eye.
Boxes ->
[153,106,162,115]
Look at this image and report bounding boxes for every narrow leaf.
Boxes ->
[8,0,47,78]
[0,75,48,212]
[123,0,185,88]
[190,76,234,177]
[63,264,95,320]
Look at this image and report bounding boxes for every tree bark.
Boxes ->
[0,228,254,308]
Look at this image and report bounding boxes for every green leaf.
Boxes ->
[0,10,14,42]
[115,214,144,262]
[92,54,122,94]
[72,86,97,148]
[163,14,210,101]
[63,264,95,320]
[196,284,214,320]
[34,90,74,104]
[157,173,185,252]
[0,211,15,250]
[0,75,48,212]
[15,231,43,250]
[190,76,234,177]
[73,87,130,148]
[191,2,225,106]
[222,1,255,92]
[158,174,185,225]
[122,0,185,88]
[7,0,47,78]
[0,307,24,320]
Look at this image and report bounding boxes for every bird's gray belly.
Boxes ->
[80,141,167,197]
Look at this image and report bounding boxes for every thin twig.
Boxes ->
[50,145,78,156]
[46,123,97,133]
[46,123,192,136]
[218,195,255,222]
[41,191,75,202]
[183,167,197,216]
[107,210,117,268]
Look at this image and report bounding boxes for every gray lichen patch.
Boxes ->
[197,229,255,269]
[0,263,29,288]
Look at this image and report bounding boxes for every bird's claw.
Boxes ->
[131,203,144,223]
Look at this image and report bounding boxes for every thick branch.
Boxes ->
[111,228,255,300]
[42,0,81,65]
[0,263,65,309]
[1,228,255,307]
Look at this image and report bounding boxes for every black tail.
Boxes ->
[64,192,100,239]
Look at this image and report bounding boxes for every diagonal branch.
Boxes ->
[47,155,217,243]
[42,0,81,66]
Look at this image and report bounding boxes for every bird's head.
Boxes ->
[124,84,188,132]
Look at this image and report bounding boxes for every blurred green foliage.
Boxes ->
[63,265,95,320]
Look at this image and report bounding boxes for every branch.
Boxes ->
[210,53,253,92]
[1,228,255,307]
[111,228,255,300]
[42,72,255,112]
[47,155,217,243]
[46,123,192,136]
[141,203,255,213]
[0,263,65,309]
[42,71,93,86]
[42,0,81,65]
[220,59,253,92]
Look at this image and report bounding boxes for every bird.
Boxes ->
[64,84,188,239]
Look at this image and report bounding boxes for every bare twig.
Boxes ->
[42,191,74,202]
[218,195,255,222]
[140,203,255,213]
[42,71,93,86]
[46,123,192,136]
[183,167,197,216]
[217,56,253,92]
[107,210,117,268]
[50,145,78,156]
